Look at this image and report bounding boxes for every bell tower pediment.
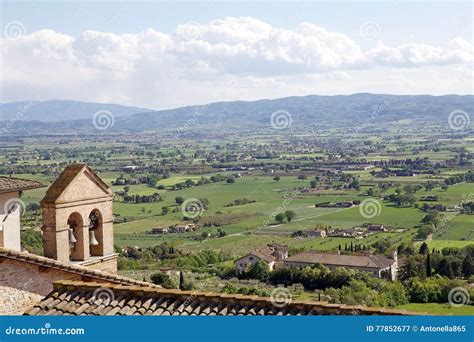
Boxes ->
[40,164,116,273]
[41,164,112,205]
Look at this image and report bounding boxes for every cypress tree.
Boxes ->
[462,255,473,278]
[179,271,185,290]
[438,258,455,279]
[446,261,455,279]
[425,253,432,277]
[419,242,428,255]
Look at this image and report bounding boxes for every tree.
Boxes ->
[425,253,432,277]
[175,196,185,205]
[421,210,441,228]
[150,271,175,289]
[437,258,454,279]
[275,213,285,224]
[425,183,435,191]
[161,206,170,215]
[124,186,130,193]
[462,255,473,278]
[226,177,235,184]
[179,271,185,290]
[273,176,280,183]
[407,194,417,207]
[284,210,296,223]
[348,179,360,190]
[419,242,429,255]
[298,175,307,180]
[310,180,317,188]
[147,176,158,187]
[245,260,270,281]
[399,256,425,280]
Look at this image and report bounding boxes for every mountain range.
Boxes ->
[1,94,472,133]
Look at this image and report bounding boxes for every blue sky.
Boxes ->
[1,1,473,109]
[2,1,471,44]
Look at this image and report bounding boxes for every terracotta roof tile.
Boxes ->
[25,280,418,316]
[285,251,395,269]
[0,248,160,289]
[0,176,44,194]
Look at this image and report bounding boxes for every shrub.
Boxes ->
[150,271,176,289]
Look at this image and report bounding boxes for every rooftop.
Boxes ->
[0,248,158,288]
[41,163,111,204]
[0,176,44,194]
[237,250,276,263]
[285,252,394,269]
[25,280,415,316]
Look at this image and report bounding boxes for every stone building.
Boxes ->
[284,251,398,280]
[40,164,117,273]
[235,243,289,272]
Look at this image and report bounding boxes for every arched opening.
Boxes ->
[89,209,103,256]
[67,212,87,261]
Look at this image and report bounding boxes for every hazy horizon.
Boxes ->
[1,1,473,110]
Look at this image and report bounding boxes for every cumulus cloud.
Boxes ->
[1,17,473,108]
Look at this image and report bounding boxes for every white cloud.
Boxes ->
[1,17,473,108]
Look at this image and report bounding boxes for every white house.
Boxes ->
[235,251,276,272]
[235,243,289,272]
[0,177,43,252]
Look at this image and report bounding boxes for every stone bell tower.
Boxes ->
[40,164,117,273]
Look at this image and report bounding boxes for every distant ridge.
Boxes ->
[1,94,472,132]
[0,99,152,122]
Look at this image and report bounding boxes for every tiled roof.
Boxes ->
[267,242,288,251]
[285,252,395,269]
[252,250,276,263]
[0,176,44,194]
[25,280,415,316]
[41,163,111,204]
[237,250,276,263]
[0,248,158,288]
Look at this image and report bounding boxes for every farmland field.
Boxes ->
[4,117,474,315]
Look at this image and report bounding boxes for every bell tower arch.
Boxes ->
[41,164,116,272]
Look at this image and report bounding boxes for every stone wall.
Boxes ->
[77,253,118,274]
[0,256,117,315]
[0,286,43,315]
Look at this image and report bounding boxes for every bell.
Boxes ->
[89,230,99,246]
[68,228,77,244]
